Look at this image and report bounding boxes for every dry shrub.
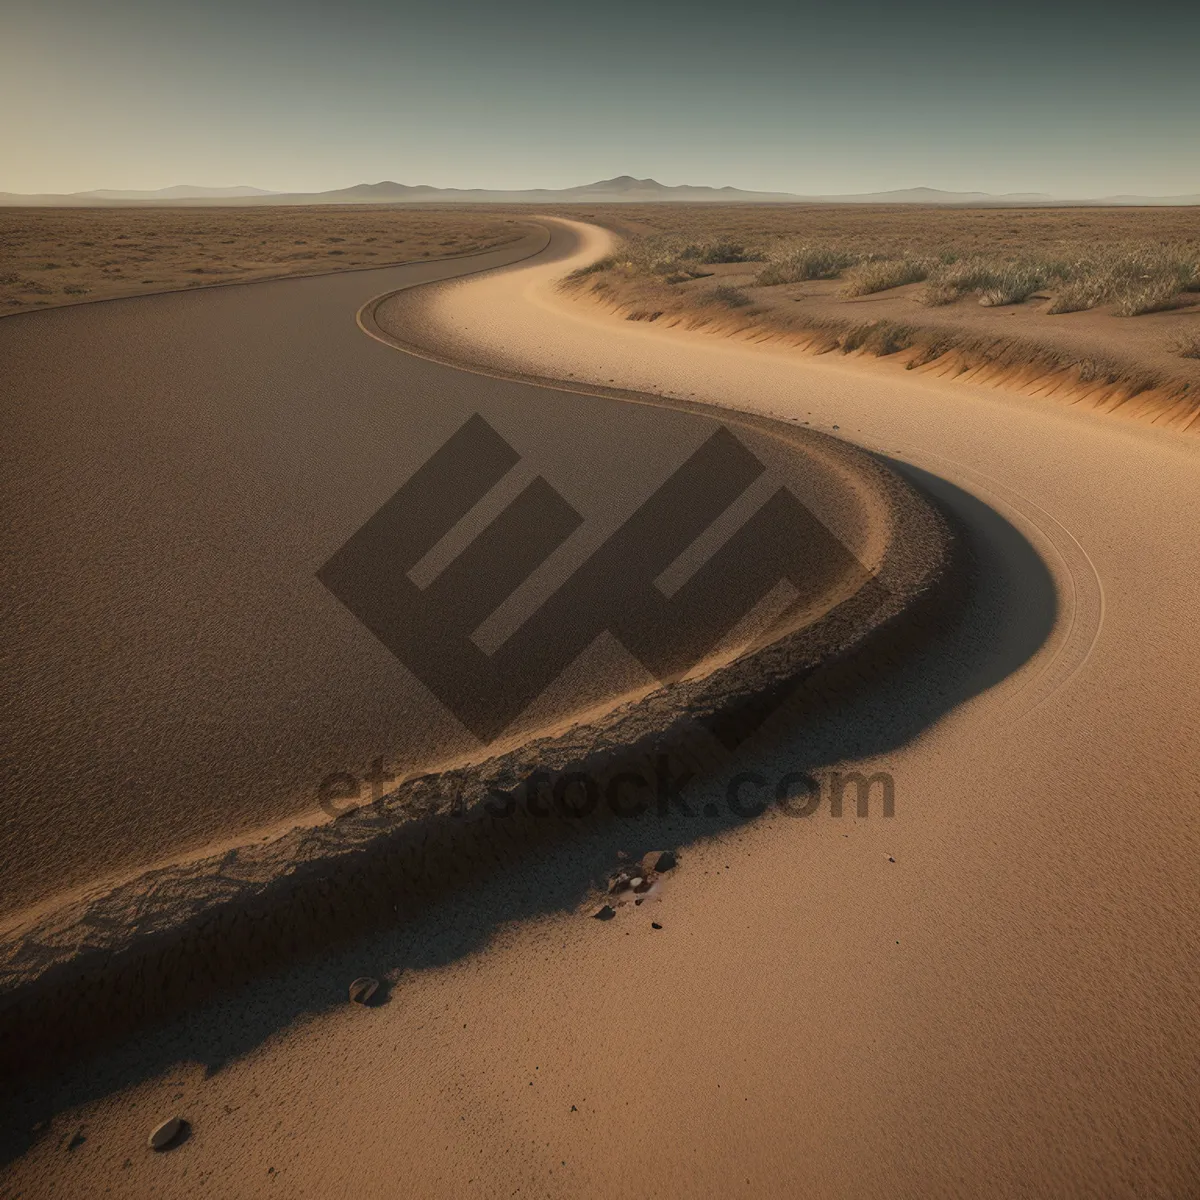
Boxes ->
[708,284,753,308]
[919,258,1049,307]
[756,244,859,285]
[840,257,931,297]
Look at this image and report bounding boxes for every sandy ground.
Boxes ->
[0,206,526,315]
[578,260,1200,400]
[542,202,1200,415]
[3,220,1198,1197]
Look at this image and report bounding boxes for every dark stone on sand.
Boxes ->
[593,904,616,920]
[644,851,676,873]
[652,922,663,930]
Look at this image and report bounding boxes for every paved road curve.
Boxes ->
[1,224,875,919]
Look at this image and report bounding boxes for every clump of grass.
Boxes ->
[840,257,931,297]
[679,240,760,264]
[1169,330,1200,359]
[840,320,915,355]
[919,258,1050,307]
[919,279,961,307]
[1047,250,1200,315]
[1111,273,1184,316]
[708,284,753,308]
[979,263,1052,307]
[566,255,617,281]
[1045,276,1110,314]
[756,244,860,285]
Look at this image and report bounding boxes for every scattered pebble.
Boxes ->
[652,922,663,930]
[642,850,676,873]
[348,976,380,1005]
[888,856,895,863]
[593,904,616,921]
[148,1117,186,1152]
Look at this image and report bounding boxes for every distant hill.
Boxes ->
[61,184,274,201]
[1,176,1197,207]
[249,176,804,204]
[808,186,1055,204]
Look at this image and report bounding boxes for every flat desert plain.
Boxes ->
[0,205,527,314]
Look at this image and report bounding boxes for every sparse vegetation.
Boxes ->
[556,205,1200,319]
[756,244,860,284]
[708,283,753,308]
[919,259,1051,308]
[553,204,1200,418]
[0,207,527,314]
[840,257,931,296]
[1171,330,1200,359]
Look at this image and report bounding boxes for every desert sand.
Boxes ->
[2,219,1198,1197]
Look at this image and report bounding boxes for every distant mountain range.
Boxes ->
[82,185,276,200]
[2,175,1198,207]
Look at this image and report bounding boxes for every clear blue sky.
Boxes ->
[3,0,1197,196]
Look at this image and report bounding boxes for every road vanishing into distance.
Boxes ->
[2,220,1198,1198]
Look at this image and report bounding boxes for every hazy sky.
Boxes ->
[3,0,1198,196]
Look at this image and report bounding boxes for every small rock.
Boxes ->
[633,876,654,893]
[629,877,644,890]
[148,1117,186,1151]
[651,922,663,930]
[643,850,676,873]
[348,976,380,1005]
[888,856,895,863]
[609,871,633,894]
[593,904,616,921]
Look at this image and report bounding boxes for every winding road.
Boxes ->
[3,224,874,922]
[2,220,1197,1198]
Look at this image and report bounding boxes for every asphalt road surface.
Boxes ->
[1,224,869,918]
